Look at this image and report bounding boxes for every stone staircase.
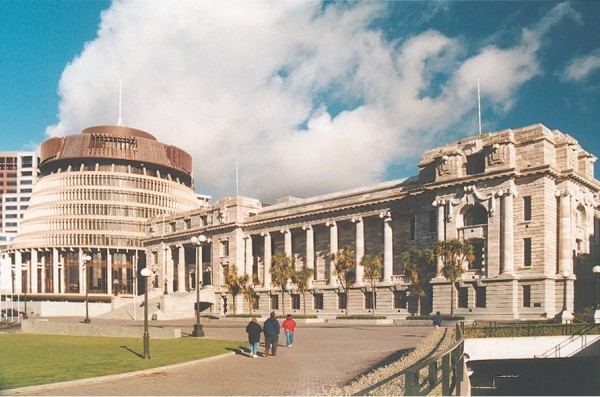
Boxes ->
[97,287,216,320]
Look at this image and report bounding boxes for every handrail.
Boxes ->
[354,323,466,396]
[534,324,598,358]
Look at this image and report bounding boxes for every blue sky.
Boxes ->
[0,1,599,202]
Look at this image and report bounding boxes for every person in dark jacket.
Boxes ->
[433,311,443,328]
[263,311,280,357]
[246,317,263,358]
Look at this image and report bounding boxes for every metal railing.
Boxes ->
[534,324,600,358]
[354,324,466,396]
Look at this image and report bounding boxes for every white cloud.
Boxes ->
[563,50,600,82]
[46,1,576,203]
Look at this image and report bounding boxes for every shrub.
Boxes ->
[573,306,596,324]
[335,314,387,320]
[406,315,465,321]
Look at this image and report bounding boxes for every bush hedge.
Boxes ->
[335,315,387,320]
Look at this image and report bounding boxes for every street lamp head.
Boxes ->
[562,270,570,278]
[593,266,600,274]
[141,267,153,278]
[191,235,207,245]
[83,254,92,262]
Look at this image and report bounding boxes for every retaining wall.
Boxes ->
[20,319,181,339]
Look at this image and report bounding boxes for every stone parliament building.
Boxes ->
[1,123,599,320]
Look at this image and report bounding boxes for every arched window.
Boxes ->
[464,205,488,226]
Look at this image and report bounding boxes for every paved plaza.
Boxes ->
[8,319,433,396]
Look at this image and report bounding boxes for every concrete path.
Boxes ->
[10,319,432,396]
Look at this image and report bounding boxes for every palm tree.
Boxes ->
[291,267,313,317]
[241,274,259,314]
[223,264,245,315]
[437,239,475,316]
[361,254,383,316]
[332,247,356,317]
[270,253,293,315]
[400,249,435,316]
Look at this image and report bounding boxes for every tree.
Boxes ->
[223,264,245,315]
[361,254,383,316]
[332,247,356,317]
[270,253,293,315]
[241,274,259,314]
[291,267,313,317]
[400,248,435,316]
[437,239,475,316]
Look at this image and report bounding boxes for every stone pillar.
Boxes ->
[433,199,445,276]
[52,248,59,293]
[245,235,253,276]
[282,228,292,269]
[327,221,338,285]
[262,232,272,288]
[303,224,315,286]
[557,190,573,275]
[500,189,515,275]
[31,249,38,293]
[380,211,393,282]
[353,216,365,285]
[107,249,113,295]
[178,245,186,292]
[14,251,22,294]
[166,246,174,294]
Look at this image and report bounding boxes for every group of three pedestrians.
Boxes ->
[245,311,297,358]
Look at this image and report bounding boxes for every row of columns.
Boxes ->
[4,248,137,295]
[244,211,394,288]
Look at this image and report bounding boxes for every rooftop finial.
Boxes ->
[117,79,124,127]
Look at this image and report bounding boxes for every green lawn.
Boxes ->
[0,334,243,390]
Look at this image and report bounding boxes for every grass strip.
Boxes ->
[0,334,242,390]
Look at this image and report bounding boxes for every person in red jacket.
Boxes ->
[282,314,297,347]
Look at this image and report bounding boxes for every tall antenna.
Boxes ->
[235,160,239,197]
[117,79,124,127]
[477,78,482,135]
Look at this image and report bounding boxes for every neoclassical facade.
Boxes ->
[2,123,599,320]
[145,124,600,320]
[0,126,203,297]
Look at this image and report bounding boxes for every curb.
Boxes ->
[1,352,235,396]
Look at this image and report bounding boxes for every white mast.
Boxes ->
[477,78,482,135]
[117,79,124,127]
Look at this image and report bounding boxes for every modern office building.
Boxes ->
[0,126,203,296]
[0,152,40,246]
[2,123,599,320]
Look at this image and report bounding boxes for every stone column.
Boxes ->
[557,190,573,275]
[433,199,445,276]
[177,245,186,292]
[281,228,292,269]
[500,189,515,275]
[326,221,338,285]
[262,232,272,288]
[166,246,174,294]
[353,216,365,285]
[380,211,393,282]
[245,235,253,276]
[14,251,22,294]
[107,249,113,295]
[31,249,38,293]
[52,248,59,293]
[303,224,315,287]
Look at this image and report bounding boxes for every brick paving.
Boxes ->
[9,319,432,396]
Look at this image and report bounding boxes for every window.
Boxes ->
[19,189,31,193]
[221,240,230,257]
[5,206,16,210]
[523,196,532,221]
[522,285,531,308]
[270,295,279,310]
[524,238,532,267]
[469,240,485,270]
[20,180,32,185]
[466,153,485,175]
[464,205,488,226]
[338,293,347,310]
[475,286,486,308]
[429,210,437,233]
[20,197,30,201]
[365,291,375,310]
[5,197,16,202]
[458,287,468,308]
[5,214,17,218]
[314,294,324,310]
[291,294,300,310]
[394,291,407,309]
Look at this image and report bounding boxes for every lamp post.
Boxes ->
[557,270,574,324]
[593,266,600,324]
[140,267,153,359]
[190,235,207,337]
[82,254,92,324]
